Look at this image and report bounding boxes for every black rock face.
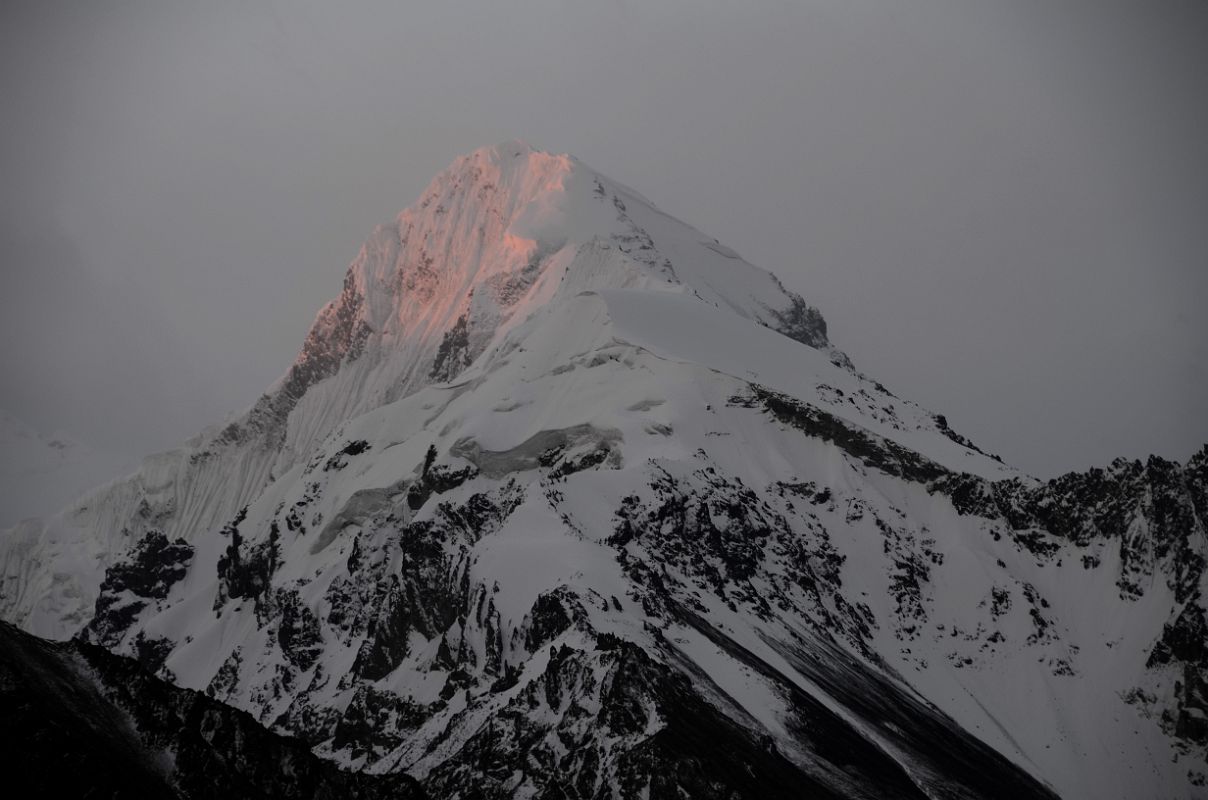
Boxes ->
[405,451,478,512]
[0,620,425,800]
[934,447,1208,602]
[737,385,949,484]
[429,313,473,382]
[767,291,831,350]
[214,507,281,612]
[85,529,194,647]
[276,587,324,671]
[1147,594,1208,744]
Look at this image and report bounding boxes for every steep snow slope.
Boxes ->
[2,142,1204,798]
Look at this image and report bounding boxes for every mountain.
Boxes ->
[1,142,1204,798]
[0,409,133,528]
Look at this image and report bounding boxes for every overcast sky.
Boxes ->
[1,0,1204,482]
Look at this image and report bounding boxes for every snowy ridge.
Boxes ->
[2,143,1204,798]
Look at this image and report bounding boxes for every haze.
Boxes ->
[1,0,1204,511]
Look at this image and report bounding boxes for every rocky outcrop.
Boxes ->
[83,529,194,648]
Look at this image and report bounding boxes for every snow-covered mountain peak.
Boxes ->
[4,145,1201,798]
[0,144,1016,639]
[298,141,832,376]
[0,144,859,635]
[242,143,850,470]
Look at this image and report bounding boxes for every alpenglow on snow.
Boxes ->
[1,142,1204,799]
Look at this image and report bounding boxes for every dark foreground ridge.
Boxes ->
[0,620,424,800]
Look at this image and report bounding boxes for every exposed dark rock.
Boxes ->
[350,576,413,681]
[429,314,472,382]
[324,439,371,472]
[765,290,830,350]
[205,648,243,701]
[611,463,872,652]
[405,456,478,512]
[132,630,176,674]
[932,446,1208,604]
[332,684,434,763]
[933,413,1003,462]
[736,385,949,483]
[1147,594,1208,744]
[276,588,323,671]
[215,511,281,612]
[1149,596,1208,669]
[336,484,523,684]
[523,586,588,652]
[547,442,614,482]
[488,240,554,306]
[84,530,194,647]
